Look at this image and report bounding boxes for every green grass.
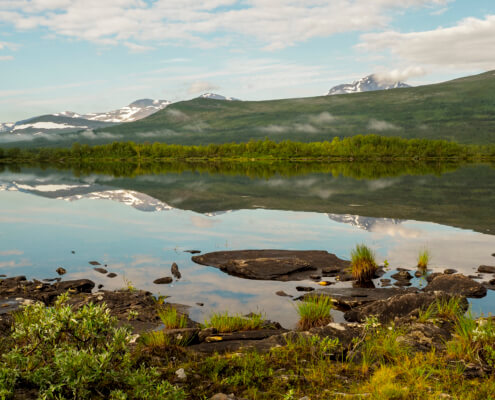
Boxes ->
[157,307,188,329]
[202,312,265,333]
[417,248,430,271]
[350,244,377,283]
[296,295,333,330]
[418,296,466,323]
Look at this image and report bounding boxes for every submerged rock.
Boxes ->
[275,290,292,297]
[296,286,314,292]
[107,273,117,278]
[89,261,101,266]
[191,250,349,281]
[424,274,487,298]
[93,267,108,274]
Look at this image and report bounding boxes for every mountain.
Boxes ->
[3,71,495,148]
[77,99,171,123]
[327,213,403,231]
[327,75,410,95]
[0,99,171,142]
[199,93,240,101]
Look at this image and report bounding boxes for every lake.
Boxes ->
[0,162,494,327]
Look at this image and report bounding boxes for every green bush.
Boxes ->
[0,293,185,399]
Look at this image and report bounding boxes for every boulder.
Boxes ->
[191,250,349,281]
[397,322,453,352]
[424,274,487,298]
[478,265,495,274]
[55,279,95,293]
[171,263,181,279]
[154,277,173,284]
[344,291,468,323]
[56,267,66,275]
[304,287,417,310]
[93,267,108,274]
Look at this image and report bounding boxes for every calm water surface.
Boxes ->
[0,163,494,327]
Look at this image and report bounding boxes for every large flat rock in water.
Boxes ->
[192,250,349,281]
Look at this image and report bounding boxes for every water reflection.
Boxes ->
[0,164,494,327]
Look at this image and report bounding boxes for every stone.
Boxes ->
[309,274,321,280]
[56,267,66,275]
[296,286,314,292]
[154,277,173,284]
[478,265,495,274]
[107,273,117,278]
[89,261,100,266]
[185,250,201,254]
[171,262,181,279]
[426,272,444,283]
[414,271,425,278]
[275,290,292,297]
[322,266,341,276]
[94,267,108,274]
[344,291,468,323]
[424,274,487,298]
[443,269,457,275]
[175,368,187,381]
[198,328,217,342]
[71,250,75,254]
[304,287,417,310]
[192,250,349,281]
[396,322,452,352]
[391,271,413,281]
[55,279,95,294]
[394,280,412,287]
[97,284,104,289]
[196,302,204,306]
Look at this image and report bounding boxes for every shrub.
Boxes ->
[296,296,333,330]
[350,244,377,283]
[203,312,265,333]
[1,293,185,399]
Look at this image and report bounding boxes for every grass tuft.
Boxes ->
[157,307,188,329]
[417,248,430,271]
[203,312,265,333]
[296,295,333,331]
[350,244,377,283]
[418,296,465,323]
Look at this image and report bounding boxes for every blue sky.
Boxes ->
[0,0,494,122]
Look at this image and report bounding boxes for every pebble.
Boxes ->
[56,267,66,275]
[175,368,187,381]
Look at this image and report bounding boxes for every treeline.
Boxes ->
[1,135,494,162]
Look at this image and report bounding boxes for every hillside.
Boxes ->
[3,71,495,148]
[99,70,495,145]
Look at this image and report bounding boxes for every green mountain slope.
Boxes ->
[100,70,495,145]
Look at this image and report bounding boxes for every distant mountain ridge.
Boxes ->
[327,75,410,95]
[0,98,171,137]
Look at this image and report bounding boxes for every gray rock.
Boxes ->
[56,267,66,275]
[391,271,413,281]
[93,267,107,274]
[107,273,117,278]
[276,290,292,297]
[443,269,457,275]
[153,277,173,284]
[344,291,468,323]
[478,265,495,274]
[171,262,181,279]
[424,274,487,298]
[296,286,314,292]
[175,368,187,381]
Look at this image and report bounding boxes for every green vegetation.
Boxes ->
[2,294,495,399]
[158,307,188,329]
[296,295,333,330]
[417,248,431,271]
[1,135,494,163]
[202,312,265,333]
[418,296,465,323]
[0,293,184,399]
[350,244,377,283]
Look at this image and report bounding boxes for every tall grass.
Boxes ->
[350,244,377,283]
[203,312,265,333]
[157,307,188,329]
[418,296,465,323]
[417,248,430,271]
[296,295,333,331]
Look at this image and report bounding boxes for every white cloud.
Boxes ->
[359,15,495,70]
[124,42,154,53]
[308,112,336,125]
[0,0,452,50]
[188,81,220,94]
[0,55,13,61]
[368,119,401,131]
[374,66,426,84]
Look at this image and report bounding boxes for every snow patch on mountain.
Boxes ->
[13,122,87,131]
[82,99,171,123]
[327,75,410,95]
[199,93,240,101]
